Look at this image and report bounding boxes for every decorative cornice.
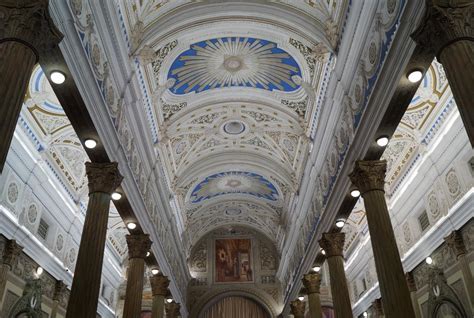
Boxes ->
[411,0,474,57]
[349,160,387,194]
[444,230,466,259]
[2,239,23,269]
[149,273,170,296]
[0,0,63,59]
[290,299,306,317]
[126,234,152,259]
[85,162,123,195]
[319,232,345,257]
[302,272,321,294]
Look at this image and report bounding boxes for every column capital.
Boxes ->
[444,230,466,259]
[290,299,306,317]
[411,0,474,57]
[53,280,67,302]
[149,273,170,296]
[319,232,345,257]
[126,234,152,259]
[372,298,384,316]
[0,0,63,59]
[85,162,123,195]
[165,301,180,317]
[302,272,322,294]
[405,272,417,292]
[2,239,23,269]
[349,160,387,193]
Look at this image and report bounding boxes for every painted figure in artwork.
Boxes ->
[215,239,253,283]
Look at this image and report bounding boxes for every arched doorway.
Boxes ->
[201,296,271,318]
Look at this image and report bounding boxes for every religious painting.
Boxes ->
[215,239,253,283]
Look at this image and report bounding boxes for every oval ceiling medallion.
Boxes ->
[168,37,302,94]
[222,120,246,135]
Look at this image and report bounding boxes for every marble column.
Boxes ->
[290,299,306,318]
[50,280,67,318]
[350,160,415,318]
[318,232,352,318]
[66,162,123,318]
[165,301,180,318]
[444,230,474,307]
[150,273,170,318]
[0,239,22,306]
[406,272,422,318]
[412,1,474,146]
[0,1,62,173]
[302,272,323,318]
[123,234,152,318]
[372,298,384,318]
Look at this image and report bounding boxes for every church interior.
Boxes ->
[0,0,473,317]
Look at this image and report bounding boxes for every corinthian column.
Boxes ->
[123,234,152,318]
[350,160,415,318]
[0,0,63,172]
[66,162,123,318]
[302,272,322,318]
[0,239,22,306]
[165,301,180,318]
[372,298,384,318]
[406,272,422,318]
[412,1,474,146]
[150,273,170,318]
[318,232,352,318]
[290,299,305,318]
[50,280,67,318]
[444,230,474,306]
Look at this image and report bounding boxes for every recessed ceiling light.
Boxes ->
[146,251,151,257]
[425,256,433,265]
[36,266,44,276]
[127,222,137,230]
[376,136,389,147]
[335,219,346,228]
[151,268,159,275]
[298,296,304,301]
[350,189,361,198]
[407,70,423,83]
[50,71,66,84]
[166,298,173,303]
[312,266,321,272]
[321,249,326,256]
[111,192,122,200]
[84,139,97,149]
[363,312,368,317]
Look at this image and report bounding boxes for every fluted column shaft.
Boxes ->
[123,234,152,318]
[412,1,474,146]
[319,232,352,318]
[0,1,62,172]
[66,162,123,318]
[150,274,170,318]
[350,160,415,318]
[0,239,22,307]
[165,301,180,318]
[302,273,323,318]
[406,272,422,318]
[290,299,305,318]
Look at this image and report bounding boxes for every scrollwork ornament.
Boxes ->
[85,162,123,195]
[319,232,345,257]
[302,272,321,294]
[0,0,63,59]
[149,273,170,296]
[411,0,474,57]
[349,160,387,193]
[126,234,152,259]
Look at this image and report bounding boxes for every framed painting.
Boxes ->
[215,238,253,283]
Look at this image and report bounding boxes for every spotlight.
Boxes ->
[151,268,159,275]
[111,192,122,200]
[407,70,423,83]
[335,219,346,228]
[127,222,137,230]
[425,256,433,265]
[350,189,361,198]
[166,298,173,303]
[50,71,66,84]
[376,136,389,147]
[146,251,151,257]
[84,139,97,149]
[298,296,304,301]
[313,266,321,272]
[321,249,326,256]
[36,266,44,276]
